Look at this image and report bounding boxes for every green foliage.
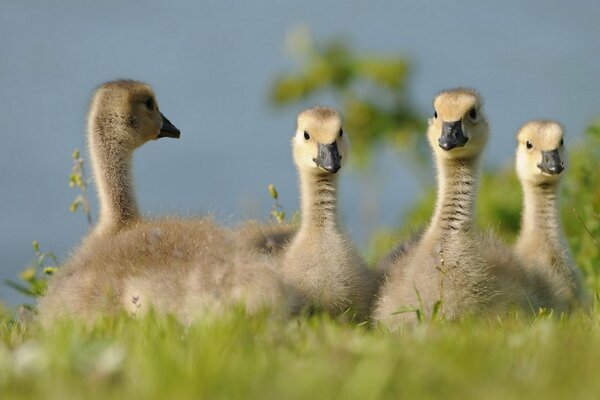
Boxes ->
[271,27,425,165]
[7,148,93,301]
[268,183,286,223]
[267,183,300,224]
[4,241,56,301]
[69,148,93,227]
[562,118,600,289]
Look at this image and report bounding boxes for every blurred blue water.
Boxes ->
[1,0,599,305]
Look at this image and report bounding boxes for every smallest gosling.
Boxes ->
[281,107,377,320]
[515,120,589,310]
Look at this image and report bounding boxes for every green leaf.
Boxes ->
[268,184,279,200]
[391,306,419,315]
[4,279,36,297]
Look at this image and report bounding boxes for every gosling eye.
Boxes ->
[144,98,154,110]
[339,128,344,137]
[560,138,564,147]
[303,131,310,140]
[434,111,438,119]
[468,108,478,122]
[526,141,533,149]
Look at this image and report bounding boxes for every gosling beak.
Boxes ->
[438,120,468,151]
[538,149,564,175]
[313,142,341,173]
[158,113,181,139]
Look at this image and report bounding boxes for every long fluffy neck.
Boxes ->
[298,169,339,234]
[88,119,139,235]
[518,182,565,264]
[427,157,479,239]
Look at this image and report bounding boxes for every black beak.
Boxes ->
[537,149,564,175]
[158,112,181,139]
[438,120,468,151]
[313,142,341,173]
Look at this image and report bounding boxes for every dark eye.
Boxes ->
[560,138,564,146]
[526,141,533,149]
[339,128,344,137]
[434,111,438,119]
[144,98,154,110]
[469,108,477,120]
[303,131,310,140]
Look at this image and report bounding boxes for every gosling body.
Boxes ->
[40,218,288,326]
[235,220,297,255]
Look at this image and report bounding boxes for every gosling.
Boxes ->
[281,106,377,320]
[514,120,589,311]
[39,80,288,326]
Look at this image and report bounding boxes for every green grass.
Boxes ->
[1,306,600,400]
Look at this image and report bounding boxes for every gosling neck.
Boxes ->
[298,168,339,233]
[428,156,479,239]
[518,181,564,262]
[88,122,139,235]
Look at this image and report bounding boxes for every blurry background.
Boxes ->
[2,0,600,304]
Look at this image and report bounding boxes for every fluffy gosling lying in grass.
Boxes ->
[39,80,289,326]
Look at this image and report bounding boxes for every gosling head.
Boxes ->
[293,106,348,174]
[428,88,489,160]
[516,120,565,186]
[90,80,180,150]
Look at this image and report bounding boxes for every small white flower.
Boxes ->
[13,341,47,376]
[94,344,126,377]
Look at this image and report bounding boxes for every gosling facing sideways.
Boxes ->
[39,80,289,327]
[88,80,180,238]
[514,120,589,311]
[375,88,555,328]
[281,107,377,320]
